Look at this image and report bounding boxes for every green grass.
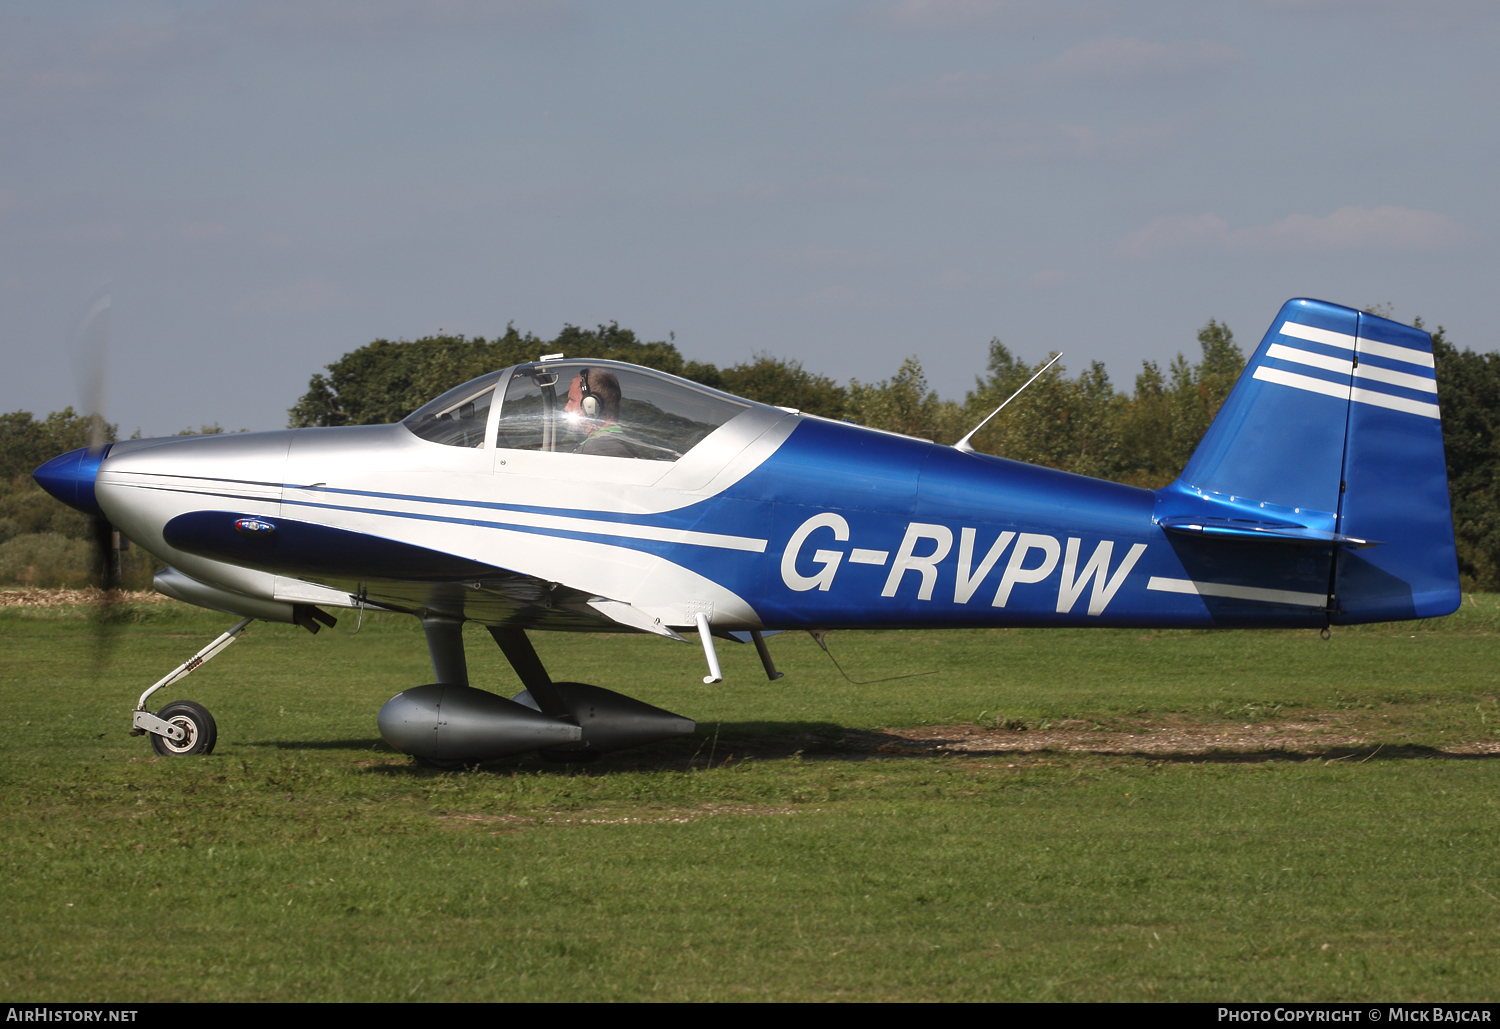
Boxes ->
[2,599,1499,1001]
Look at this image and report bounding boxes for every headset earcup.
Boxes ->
[581,395,598,417]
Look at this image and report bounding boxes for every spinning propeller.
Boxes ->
[69,283,122,652]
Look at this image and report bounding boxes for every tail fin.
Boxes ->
[1157,298,1459,622]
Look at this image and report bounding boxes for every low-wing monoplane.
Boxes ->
[34,298,1459,765]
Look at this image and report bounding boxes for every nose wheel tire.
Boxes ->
[148,700,217,756]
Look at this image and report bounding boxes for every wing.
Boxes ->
[306,571,686,639]
[157,508,690,637]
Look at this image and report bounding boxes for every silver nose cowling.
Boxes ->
[33,446,108,517]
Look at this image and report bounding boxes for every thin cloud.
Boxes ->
[1119,206,1479,258]
[180,221,232,243]
[86,24,177,60]
[1036,36,1244,84]
[234,277,355,317]
[972,119,1177,162]
[856,0,1058,33]
[1025,268,1072,289]
[7,221,132,246]
[1262,0,1497,32]
[773,246,888,269]
[883,72,991,103]
[0,17,189,120]
[799,284,862,309]
[237,0,580,35]
[927,267,974,290]
[737,176,885,205]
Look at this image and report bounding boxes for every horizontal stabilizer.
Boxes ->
[1156,516,1380,548]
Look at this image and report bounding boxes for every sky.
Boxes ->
[2,0,1496,436]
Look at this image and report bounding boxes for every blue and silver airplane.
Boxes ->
[33,298,1459,766]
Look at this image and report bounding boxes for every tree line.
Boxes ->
[3,316,1497,590]
[0,415,226,590]
[286,318,1250,490]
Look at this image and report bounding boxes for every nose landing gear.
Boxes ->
[129,616,251,756]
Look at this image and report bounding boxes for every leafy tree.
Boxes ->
[961,342,1124,477]
[0,408,115,547]
[0,408,150,587]
[847,356,965,443]
[288,323,691,428]
[1431,323,1500,590]
[0,408,113,483]
[1103,319,1245,488]
[713,355,848,419]
[1113,360,1175,487]
[289,328,542,428]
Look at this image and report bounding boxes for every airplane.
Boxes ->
[32,298,1459,767]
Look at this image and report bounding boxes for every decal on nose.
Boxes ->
[234,517,277,535]
[32,446,108,517]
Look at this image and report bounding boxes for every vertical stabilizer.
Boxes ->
[1159,299,1459,624]
[1178,299,1356,532]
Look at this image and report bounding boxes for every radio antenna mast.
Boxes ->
[952,351,1063,454]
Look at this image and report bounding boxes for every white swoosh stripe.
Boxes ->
[1280,321,1357,351]
[1147,576,1326,607]
[1358,337,1435,369]
[1279,321,1434,369]
[1253,365,1350,401]
[1266,342,1351,375]
[421,506,770,553]
[1355,363,1437,393]
[1252,367,1440,419]
[1349,386,1440,419]
[1266,343,1436,394]
[281,495,769,553]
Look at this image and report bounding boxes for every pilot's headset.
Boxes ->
[577,368,602,420]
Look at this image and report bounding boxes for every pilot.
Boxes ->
[564,368,638,458]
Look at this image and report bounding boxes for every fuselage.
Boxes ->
[50,358,1342,634]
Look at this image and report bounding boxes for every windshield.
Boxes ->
[496,361,750,461]
[402,371,502,448]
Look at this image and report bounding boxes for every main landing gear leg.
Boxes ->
[409,615,476,769]
[130,616,253,756]
[487,626,696,760]
[750,630,784,681]
[421,615,469,687]
[488,627,569,716]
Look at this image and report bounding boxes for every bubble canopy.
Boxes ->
[402,371,503,449]
[403,361,753,461]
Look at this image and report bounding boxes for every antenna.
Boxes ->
[952,351,1064,454]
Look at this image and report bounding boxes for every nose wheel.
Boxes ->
[147,700,218,756]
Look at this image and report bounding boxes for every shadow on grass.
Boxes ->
[250,738,396,752]
[250,722,1500,774]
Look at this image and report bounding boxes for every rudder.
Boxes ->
[1333,310,1458,620]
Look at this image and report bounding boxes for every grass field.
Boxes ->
[2,596,1499,1002]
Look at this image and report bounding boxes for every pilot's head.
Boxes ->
[565,368,622,423]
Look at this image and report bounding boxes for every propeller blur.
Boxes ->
[32,299,1461,765]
